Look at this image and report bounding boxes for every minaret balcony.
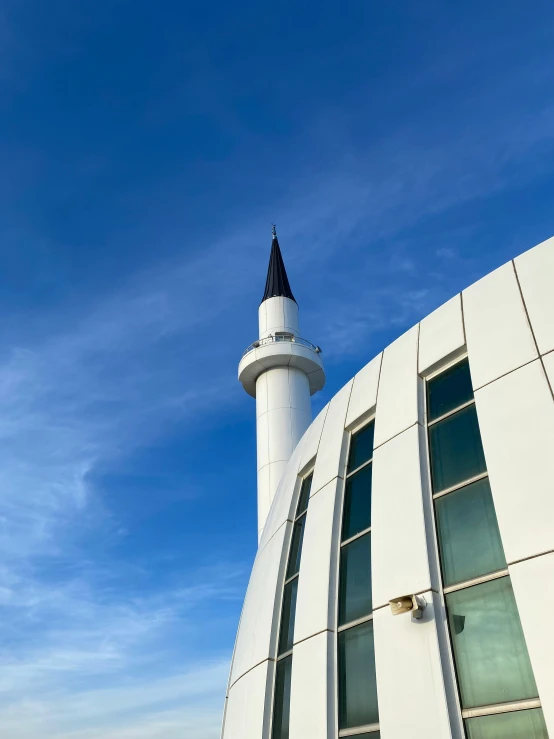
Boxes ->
[238,334,325,398]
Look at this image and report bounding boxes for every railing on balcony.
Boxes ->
[242,334,322,358]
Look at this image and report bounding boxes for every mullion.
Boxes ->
[427,398,475,427]
[341,525,372,548]
[346,455,374,479]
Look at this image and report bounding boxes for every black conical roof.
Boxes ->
[261,227,296,304]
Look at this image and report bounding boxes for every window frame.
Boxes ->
[336,419,380,738]
[423,355,545,730]
[269,469,314,739]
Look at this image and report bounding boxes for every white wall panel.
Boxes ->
[258,437,307,552]
[266,367,292,411]
[310,381,352,495]
[475,359,554,563]
[267,407,294,463]
[463,262,537,389]
[374,591,455,739]
[256,413,270,471]
[257,464,271,539]
[345,352,382,428]
[418,294,465,373]
[514,236,554,356]
[256,371,268,418]
[288,367,312,412]
[230,525,286,683]
[373,325,419,448]
[259,296,300,339]
[510,553,554,730]
[289,631,334,739]
[372,424,432,608]
[541,350,554,396]
[223,660,272,739]
[298,404,328,471]
[294,478,341,643]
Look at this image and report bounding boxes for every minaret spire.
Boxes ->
[261,225,296,304]
[239,228,325,543]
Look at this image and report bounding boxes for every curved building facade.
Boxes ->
[222,234,554,739]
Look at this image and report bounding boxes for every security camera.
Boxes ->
[389,594,427,620]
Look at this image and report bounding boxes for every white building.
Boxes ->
[222,231,554,739]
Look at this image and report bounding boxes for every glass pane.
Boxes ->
[272,655,292,739]
[428,359,473,421]
[351,734,380,738]
[339,533,373,625]
[348,422,375,472]
[429,405,486,492]
[465,708,548,739]
[278,578,298,655]
[342,464,372,541]
[435,478,506,586]
[446,577,538,708]
[296,474,312,516]
[286,517,306,578]
[338,620,379,729]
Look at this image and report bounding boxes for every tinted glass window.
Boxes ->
[272,656,292,739]
[348,422,375,472]
[465,708,548,739]
[428,359,473,421]
[296,474,312,517]
[446,577,538,708]
[339,533,372,626]
[286,518,306,579]
[435,478,506,586]
[338,620,379,729]
[342,464,372,541]
[278,579,298,655]
[429,405,487,492]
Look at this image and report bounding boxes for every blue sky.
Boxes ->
[1,0,554,736]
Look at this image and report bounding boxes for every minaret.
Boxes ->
[239,227,326,541]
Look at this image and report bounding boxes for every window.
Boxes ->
[426,358,546,736]
[337,421,379,737]
[271,473,313,739]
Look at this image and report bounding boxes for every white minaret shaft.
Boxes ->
[239,228,325,542]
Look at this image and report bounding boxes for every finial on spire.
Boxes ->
[272,224,277,238]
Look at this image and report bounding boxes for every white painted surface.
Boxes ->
[510,552,554,730]
[310,380,353,495]
[256,411,270,471]
[299,404,328,471]
[257,465,271,539]
[259,296,300,339]
[541,350,554,395]
[463,262,537,389]
[374,325,419,448]
[230,525,286,684]
[289,631,334,739]
[255,366,313,538]
[345,352,382,428]
[294,478,341,643]
[475,359,554,563]
[372,424,432,609]
[222,660,272,739]
[374,590,455,739]
[418,295,465,373]
[514,236,554,356]
[258,437,307,552]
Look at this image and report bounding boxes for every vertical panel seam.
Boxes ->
[459,290,467,345]
[512,260,554,403]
